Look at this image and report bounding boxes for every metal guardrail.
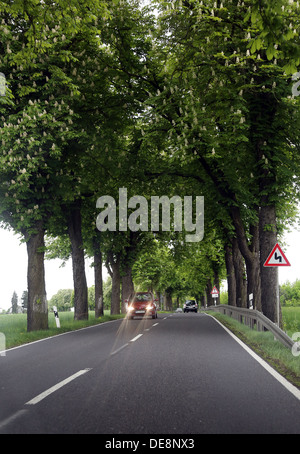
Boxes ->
[206,304,295,350]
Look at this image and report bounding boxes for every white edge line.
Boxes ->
[152,323,159,327]
[207,313,300,401]
[130,334,143,342]
[25,368,92,405]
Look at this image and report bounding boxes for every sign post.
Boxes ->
[263,243,291,326]
[53,306,60,328]
[211,286,219,305]
[249,293,253,309]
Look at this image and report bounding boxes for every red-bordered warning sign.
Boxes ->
[263,243,291,267]
[211,286,219,296]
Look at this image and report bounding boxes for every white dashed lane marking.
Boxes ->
[25,368,92,405]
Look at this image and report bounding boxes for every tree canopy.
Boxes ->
[0,0,299,329]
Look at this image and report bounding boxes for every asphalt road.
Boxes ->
[0,312,299,434]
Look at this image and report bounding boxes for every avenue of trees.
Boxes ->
[0,0,300,331]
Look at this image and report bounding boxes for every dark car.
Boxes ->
[126,292,158,319]
[183,300,198,313]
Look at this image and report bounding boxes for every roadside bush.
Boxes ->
[280,280,300,307]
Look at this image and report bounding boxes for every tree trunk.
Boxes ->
[155,291,162,310]
[25,221,48,332]
[93,238,103,318]
[206,280,214,306]
[245,257,261,310]
[165,288,173,311]
[121,265,134,313]
[225,243,236,306]
[230,206,262,311]
[259,204,280,324]
[162,294,166,311]
[107,252,121,315]
[213,269,220,302]
[232,238,247,308]
[67,203,88,321]
[200,293,206,308]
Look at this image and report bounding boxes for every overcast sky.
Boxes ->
[0,225,299,311]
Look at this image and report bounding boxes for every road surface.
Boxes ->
[0,312,299,434]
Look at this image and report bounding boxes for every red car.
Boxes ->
[126,292,158,319]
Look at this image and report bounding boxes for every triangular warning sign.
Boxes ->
[211,286,219,294]
[263,243,291,267]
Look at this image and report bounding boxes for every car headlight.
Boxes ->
[146,304,154,311]
[127,305,134,312]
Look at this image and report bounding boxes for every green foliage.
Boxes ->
[103,276,112,309]
[132,230,226,300]
[45,235,71,265]
[11,291,18,314]
[245,0,300,75]
[21,290,28,310]
[48,289,74,312]
[48,282,113,312]
[124,0,300,264]
[282,306,300,335]
[280,280,300,307]
[1,0,300,325]
[87,281,111,310]
[0,0,129,236]
[220,291,228,305]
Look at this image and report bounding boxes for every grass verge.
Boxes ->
[0,311,125,350]
[207,311,300,390]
